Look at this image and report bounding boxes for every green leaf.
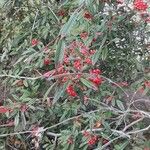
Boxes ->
[43,82,56,101]
[101,47,108,60]
[14,112,20,127]
[1,48,8,62]
[80,78,98,90]
[48,6,59,23]
[23,80,28,87]
[53,81,70,104]
[59,10,81,36]
[114,141,129,150]
[116,100,125,111]
[55,39,65,65]
[92,34,107,64]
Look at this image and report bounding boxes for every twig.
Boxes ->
[0,108,102,138]
[123,117,144,132]
[94,136,124,150]
[101,75,129,97]
[46,132,61,137]
[0,72,130,97]
[45,35,60,47]
[0,74,42,80]
[129,110,150,118]
[127,125,150,135]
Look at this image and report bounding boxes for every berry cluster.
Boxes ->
[63,40,102,96]
[82,131,99,146]
[42,33,103,97]
[66,85,77,97]
[87,135,98,146]
[44,58,51,65]
[133,0,148,11]
[89,69,103,86]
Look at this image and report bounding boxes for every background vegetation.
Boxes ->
[0,0,150,149]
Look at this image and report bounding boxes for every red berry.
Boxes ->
[90,50,96,55]
[85,58,92,64]
[62,77,68,83]
[76,74,82,79]
[66,85,77,97]
[87,135,98,146]
[44,58,51,65]
[0,106,12,114]
[64,57,70,65]
[84,11,93,20]
[73,60,81,70]
[90,69,102,75]
[58,10,65,17]
[80,48,89,55]
[82,131,90,137]
[144,80,150,88]
[57,66,64,74]
[80,32,88,40]
[31,39,39,46]
[91,77,102,86]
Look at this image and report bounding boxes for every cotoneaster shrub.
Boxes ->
[0,0,150,149]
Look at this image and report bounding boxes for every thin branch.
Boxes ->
[127,125,150,135]
[46,132,61,137]
[101,75,129,97]
[94,136,124,150]
[0,74,42,80]
[0,72,130,97]
[123,117,144,132]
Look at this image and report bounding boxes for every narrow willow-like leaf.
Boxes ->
[92,34,107,65]
[116,100,125,110]
[59,9,81,36]
[43,82,56,101]
[14,112,20,127]
[80,78,98,90]
[101,47,108,60]
[53,81,70,104]
[55,39,65,65]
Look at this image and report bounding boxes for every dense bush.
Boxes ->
[0,0,150,149]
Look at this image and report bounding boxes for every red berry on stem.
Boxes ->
[85,58,92,64]
[66,85,77,97]
[90,69,102,75]
[31,39,39,46]
[84,11,93,20]
[80,32,88,40]
[58,10,65,17]
[44,58,51,65]
[73,60,81,70]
